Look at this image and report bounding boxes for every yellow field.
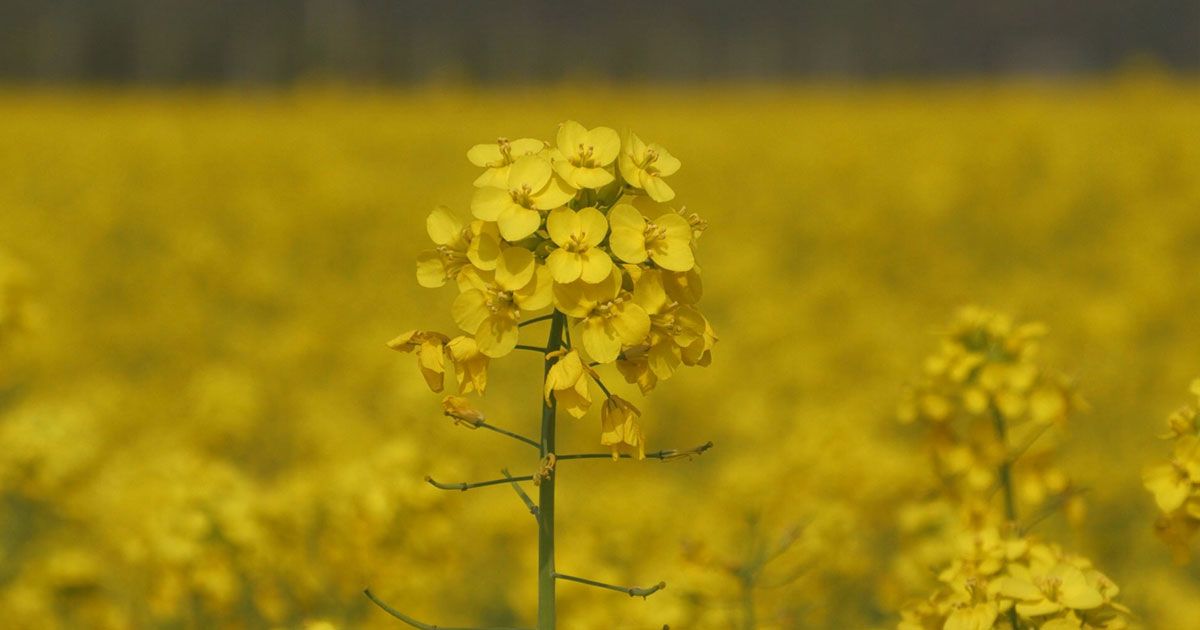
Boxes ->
[1,80,1199,629]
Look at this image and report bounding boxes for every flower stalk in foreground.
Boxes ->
[372,122,716,629]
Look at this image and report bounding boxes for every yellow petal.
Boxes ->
[651,144,681,175]
[471,187,512,221]
[1144,464,1190,512]
[632,269,668,314]
[546,207,579,247]
[578,249,613,284]
[451,289,489,334]
[514,265,553,312]
[476,316,518,358]
[473,165,510,188]
[497,206,542,241]
[508,155,552,191]
[552,279,593,318]
[467,143,503,167]
[467,221,501,270]
[611,303,650,346]
[556,120,588,155]
[533,174,577,210]
[547,249,583,284]
[416,250,447,288]
[587,127,620,165]
[577,206,609,248]
[426,206,463,245]
[582,318,622,364]
[608,205,648,264]
[509,138,545,157]
[572,166,615,189]
[496,247,535,290]
[642,175,675,202]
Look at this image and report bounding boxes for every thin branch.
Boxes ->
[462,419,540,450]
[363,589,531,630]
[502,468,538,518]
[589,372,612,398]
[426,474,534,492]
[515,344,549,353]
[1008,422,1052,464]
[555,573,667,599]
[1020,487,1091,535]
[558,441,714,461]
[518,314,554,327]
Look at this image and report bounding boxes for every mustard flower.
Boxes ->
[446,336,488,395]
[543,350,592,419]
[1143,435,1200,513]
[415,207,475,289]
[554,270,650,364]
[618,131,681,202]
[999,562,1104,618]
[471,155,576,241]
[386,330,450,392]
[545,207,613,284]
[452,267,552,358]
[608,203,695,272]
[550,120,620,189]
[467,136,546,188]
[600,395,645,460]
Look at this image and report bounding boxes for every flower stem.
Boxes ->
[538,311,566,630]
[989,403,1021,629]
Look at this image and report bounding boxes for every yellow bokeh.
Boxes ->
[1,80,1199,629]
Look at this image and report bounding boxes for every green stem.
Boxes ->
[538,311,566,630]
[990,403,1021,629]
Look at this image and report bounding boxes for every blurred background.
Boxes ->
[2,0,1199,83]
[1,2,1200,630]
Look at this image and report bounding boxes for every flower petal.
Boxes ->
[451,289,489,334]
[579,249,613,284]
[577,206,609,248]
[498,206,542,241]
[471,187,512,221]
[476,316,518,358]
[546,207,579,247]
[496,246,535,291]
[508,155,552,191]
[426,206,463,245]
[547,248,583,284]
[582,318,622,364]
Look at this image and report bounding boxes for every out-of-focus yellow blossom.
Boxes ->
[550,120,620,189]
[467,136,546,188]
[600,395,645,460]
[386,330,450,392]
[554,270,650,364]
[1146,378,1200,559]
[1000,562,1104,617]
[608,203,695,271]
[618,131,680,202]
[452,267,552,357]
[446,335,489,394]
[471,154,576,240]
[545,207,613,284]
[543,349,592,419]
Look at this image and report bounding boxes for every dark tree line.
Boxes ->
[1,0,1197,84]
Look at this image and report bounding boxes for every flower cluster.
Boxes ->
[900,525,1130,630]
[896,308,1129,629]
[395,121,716,457]
[898,307,1082,509]
[1143,379,1200,562]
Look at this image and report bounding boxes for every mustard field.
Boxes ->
[1,80,1199,629]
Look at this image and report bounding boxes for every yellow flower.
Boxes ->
[543,350,592,419]
[451,267,552,358]
[550,120,620,189]
[943,601,997,630]
[386,330,450,392]
[1143,435,1200,513]
[1000,562,1104,618]
[471,155,576,241]
[446,336,488,394]
[600,395,645,460]
[618,132,680,202]
[608,203,695,271]
[442,395,486,428]
[467,137,546,188]
[414,207,472,289]
[545,207,612,284]
[554,270,650,364]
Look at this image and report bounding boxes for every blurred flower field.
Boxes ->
[1,78,1199,629]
